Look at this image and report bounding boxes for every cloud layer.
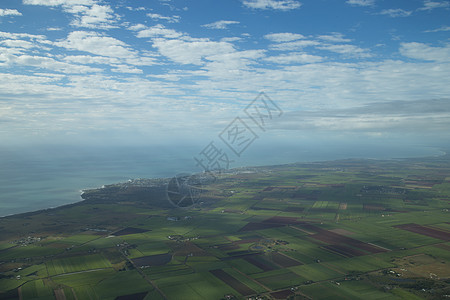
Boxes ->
[0,0,449,145]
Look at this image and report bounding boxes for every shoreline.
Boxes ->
[1,150,448,220]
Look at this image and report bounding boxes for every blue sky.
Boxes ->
[0,0,449,149]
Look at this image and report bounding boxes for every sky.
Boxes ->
[0,0,449,151]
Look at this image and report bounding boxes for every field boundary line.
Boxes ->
[122,252,168,300]
[71,287,78,300]
[52,267,112,277]
[289,225,314,235]
[321,262,347,275]
[231,266,273,292]
[276,251,305,265]
[425,225,450,233]
[367,242,391,251]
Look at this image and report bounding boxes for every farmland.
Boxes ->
[1,154,450,299]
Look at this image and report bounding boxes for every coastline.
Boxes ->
[1,149,448,220]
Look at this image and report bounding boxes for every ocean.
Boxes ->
[0,142,444,217]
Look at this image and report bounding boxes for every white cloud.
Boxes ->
[111,65,143,74]
[317,33,351,43]
[279,109,450,133]
[147,13,180,23]
[264,32,305,42]
[64,55,120,65]
[0,46,27,59]
[346,0,375,6]
[242,0,302,10]
[317,44,371,58]
[0,31,46,40]
[186,58,450,113]
[221,37,242,42]
[269,40,319,51]
[66,4,117,29]
[3,54,102,74]
[4,1,450,143]
[125,56,158,66]
[265,52,323,64]
[202,20,240,30]
[151,38,235,65]
[55,31,136,59]
[126,6,146,11]
[418,0,450,11]
[23,0,117,29]
[135,24,183,39]
[64,54,155,69]
[0,32,51,57]
[1,39,35,49]
[204,49,265,73]
[128,24,147,31]
[0,9,22,16]
[23,0,94,6]
[400,42,450,62]
[147,73,183,81]
[424,25,450,32]
[2,53,450,140]
[379,9,413,17]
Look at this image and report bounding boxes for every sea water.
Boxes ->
[0,142,444,217]
[0,144,196,217]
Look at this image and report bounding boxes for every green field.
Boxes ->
[46,254,112,276]
[1,155,450,299]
